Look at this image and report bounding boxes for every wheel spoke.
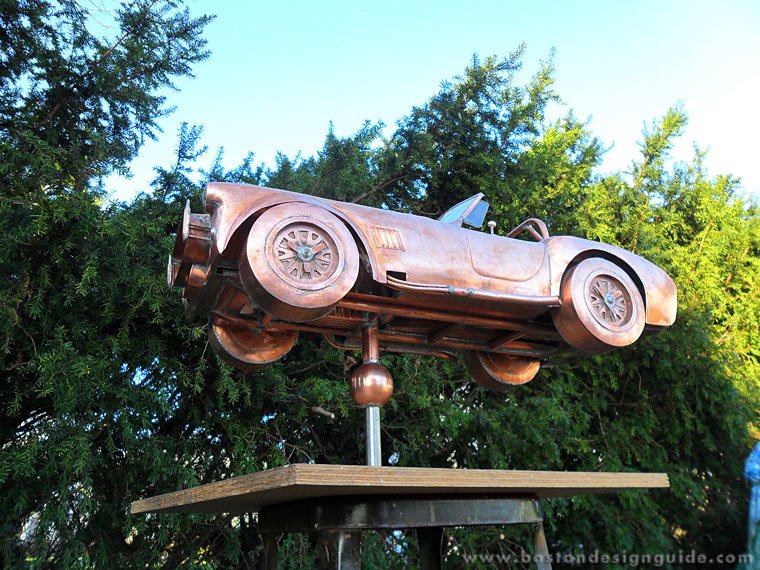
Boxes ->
[279,238,298,252]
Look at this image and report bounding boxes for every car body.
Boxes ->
[169,183,677,390]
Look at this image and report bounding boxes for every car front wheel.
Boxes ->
[239,203,360,322]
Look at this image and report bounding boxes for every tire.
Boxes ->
[239,203,360,322]
[209,319,298,372]
[552,257,645,354]
[463,343,541,390]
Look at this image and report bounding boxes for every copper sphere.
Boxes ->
[350,362,393,407]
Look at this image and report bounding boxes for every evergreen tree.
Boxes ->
[0,1,213,567]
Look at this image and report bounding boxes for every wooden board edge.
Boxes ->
[130,464,298,515]
[290,464,670,489]
[130,466,670,515]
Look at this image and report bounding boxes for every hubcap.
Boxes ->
[588,276,631,327]
[297,246,315,262]
[272,222,338,286]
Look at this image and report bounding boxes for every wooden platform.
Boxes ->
[131,464,669,514]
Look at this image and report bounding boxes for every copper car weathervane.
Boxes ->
[168,183,676,464]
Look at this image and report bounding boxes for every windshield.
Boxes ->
[438,193,488,227]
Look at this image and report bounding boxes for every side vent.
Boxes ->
[371,227,405,250]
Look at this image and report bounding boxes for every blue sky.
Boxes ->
[107,0,760,202]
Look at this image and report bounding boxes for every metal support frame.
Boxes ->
[358,318,385,467]
[258,494,552,569]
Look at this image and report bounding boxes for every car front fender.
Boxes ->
[203,182,380,280]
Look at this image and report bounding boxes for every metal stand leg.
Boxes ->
[261,532,278,570]
[319,530,362,569]
[534,520,552,570]
[417,526,443,570]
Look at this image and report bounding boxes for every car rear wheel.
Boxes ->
[209,319,298,371]
[552,257,645,354]
[239,203,360,322]
[464,344,541,390]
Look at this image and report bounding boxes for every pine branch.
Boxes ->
[350,174,406,204]
[42,0,161,127]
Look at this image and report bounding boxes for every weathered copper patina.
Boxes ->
[168,183,677,393]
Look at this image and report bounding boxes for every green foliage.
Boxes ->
[1,18,758,569]
[376,50,586,216]
[0,1,216,567]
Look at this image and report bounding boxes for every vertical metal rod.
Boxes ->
[362,320,380,362]
[365,406,382,466]
[362,317,382,466]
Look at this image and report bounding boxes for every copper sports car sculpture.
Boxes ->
[168,183,676,391]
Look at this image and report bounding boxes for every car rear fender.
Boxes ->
[204,182,379,279]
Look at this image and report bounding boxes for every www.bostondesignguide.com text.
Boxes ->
[459,549,751,566]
